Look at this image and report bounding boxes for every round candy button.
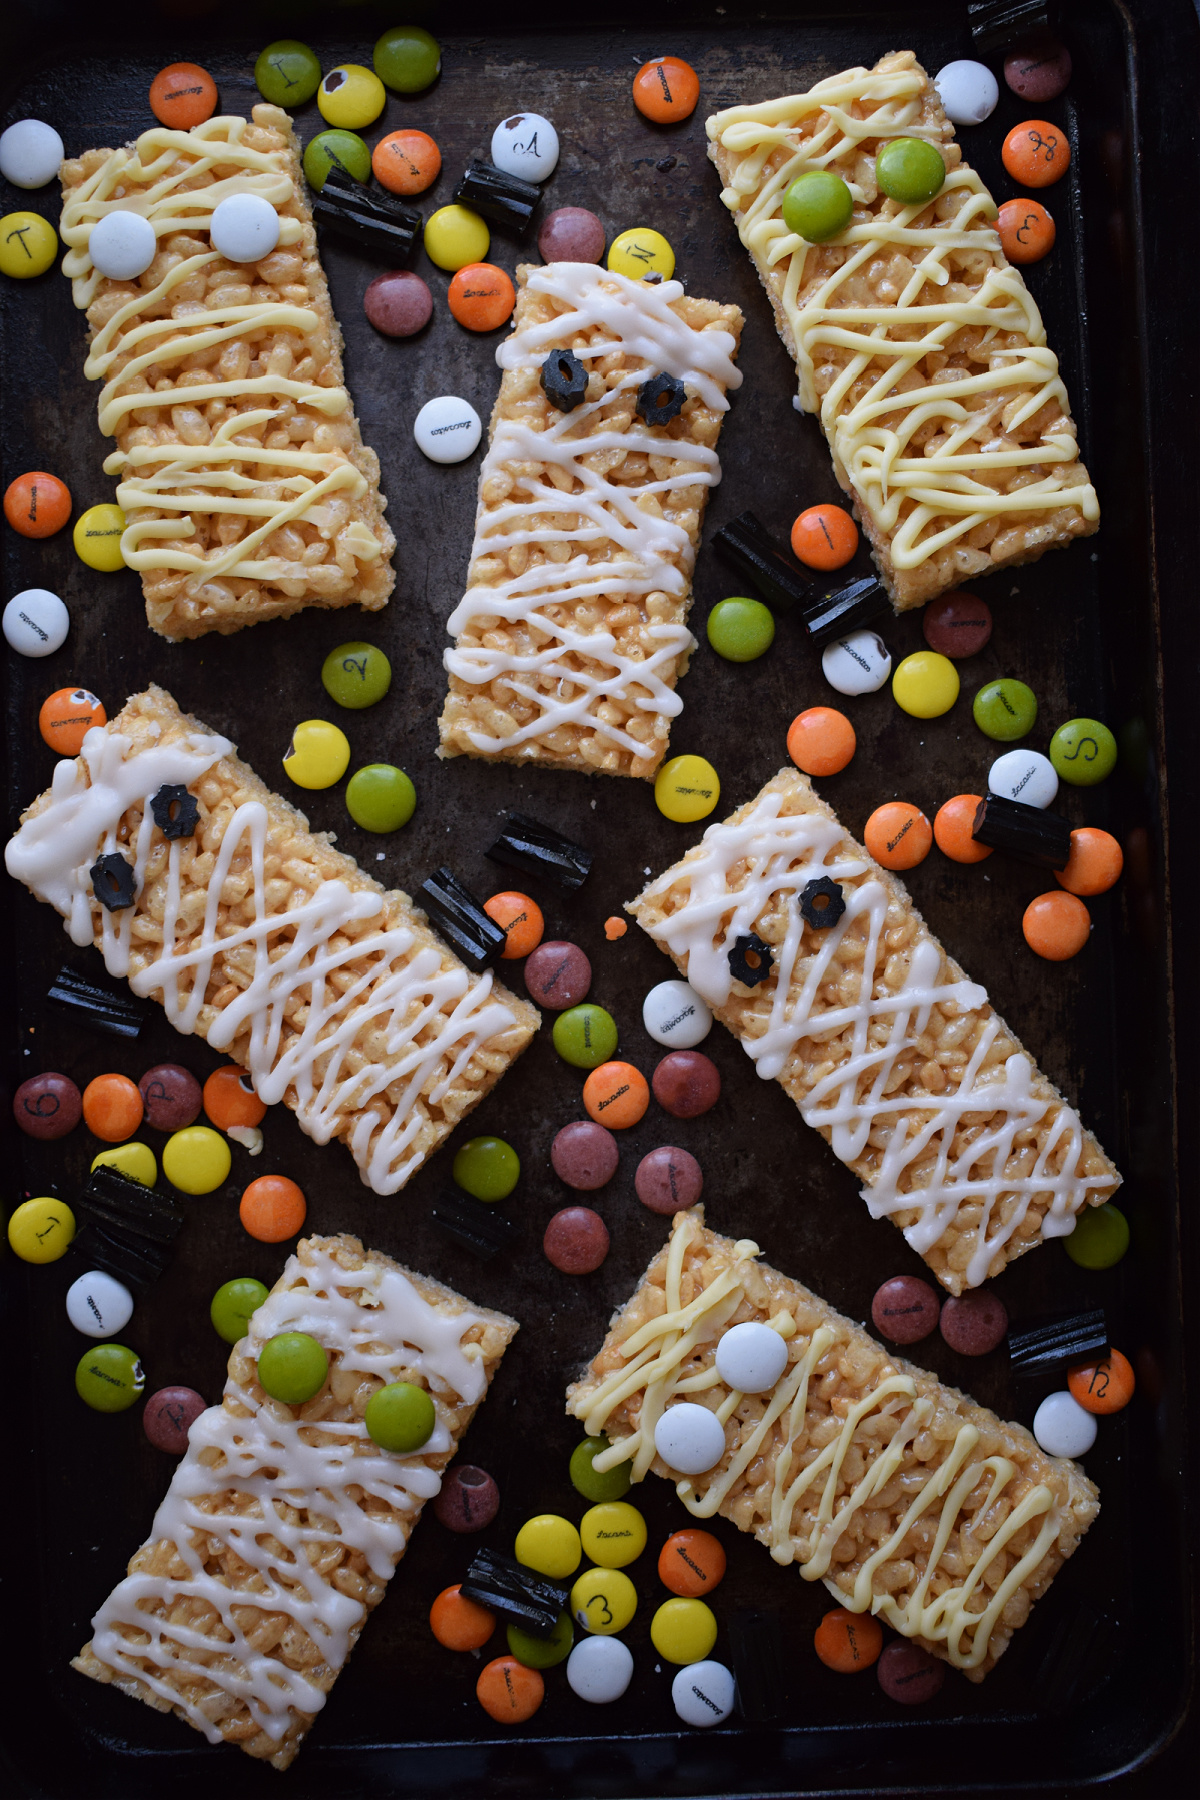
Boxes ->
[203,1066,264,1132]
[539,207,605,264]
[1065,1201,1129,1269]
[283,719,350,789]
[491,112,559,181]
[89,210,157,281]
[39,688,106,755]
[83,1073,143,1143]
[346,764,416,832]
[582,1061,649,1130]
[876,137,946,205]
[210,193,280,264]
[814,1606,882,1672]
[1002,120,1070,188]
[373,130,442,197]
[0,119,64,190]
[653,1050,720,1119]
[632,55,700,123]
[988,748,1058,808]
[581,1502,646,1570]
[5,470,71,538]
[454,1136,520,1202]
[365,1381,436,1453]
[998,199,1056,265]
[0,210,58,277]
[66,1270,134,1338]
[552,1121,619,1191]
[715,1321,789,1393]
[922,591,992,659]
[933,60,999,125]
[651,1597,718,1665]
[655,754,720,822]
[567,1634,634,1703]
[73,504,126,571]
[871,1276,941,1344]
[787,706,856,776]
[877,1640,945,1704]
[782,171,853,242]
[210,1276,269,1344]
[508,1611,574,1669]
[672,1658,735,1725]
[92,1143,157,1188]
[435,1464,500,1532]
[1057,828,1123,897]
[570,1435,631,1503]
[1068,1349,1135,1416]
[13,1072,81,1140]
[318,65,386,131]
[934,794,992,865]
[414,394,483,463]
[138,1064,201,1131]
[973,676,1038,741]
[543,1206,610,1274]
[706,596,775,662]
[8,1196,74,1263]
[1032,1390,1097,1459]
[477,1656,544,1724]
[239,1176,306,1244]
[892,651,959,718]
[654,1403,726,1476]
[149,63,217,129]
[791,503,858,570]
[939,1290,1008,1356]
[76,1343,145,1413]
[634,1145,703,1215]
[254,40,321,107]
[449,262,517,333]
[516,1513,582,1580]
[643,979,712,1049]
[552,1003,618,1070]
[822,630,892,697]
[3,587,69,656]
[658,1529,726,1598]
[302,131,371,192]
[864,801,933,871]
[163,1126,231,1195]
[365,270,433,338]
[607,227,675,281]
[1005,41,1072,103]
[1023,890,1091,961]
[484,891,544,959]
[1049,717,1117,786]
[374,24,442,94]
[430,1584,495,1651]
[257,1332,328,1405]
[322,641,392,709]
[571,1567,637,1636]
[525,941,591,1009]
[424,205,490,272]
[143,1386,206,1453]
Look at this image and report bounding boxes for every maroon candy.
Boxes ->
[364,270,433,338]
[652,1051,721,1119]
[537,206,606,265]
[1004,40,1072,103]
[12,1072,82,1141]
[939,1290,1008,1356]
[543,1206,610,1274]
[143,1386,207,1454]
[434,1463,500,1533]
[524,940,592,1010]
[551,1120,619,1191]
[634,1146,704,1215]
[870,1276,941,1345]
[876,1640,946,1705]
[921,591,992,660]
[138,1063,202,1132]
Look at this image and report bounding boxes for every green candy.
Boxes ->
[972,677,1038,742]
[781,170,854,243]
[365,1381,435,1453]
[569,1434,632,1503]
[553,1004,618,1070]
[453,1135,520,1202]
[254,40,321,107]
[706,597,775,663]
[1065,1202,1129,1270]
[507,1611,574,1669]
[257,1332,328,1405]
[1049,718,1117,786]
[302,130,371,192]
[346,765,416,833]
[210,1277,269,1345]
[322,641,392,709]
[75,1343,145,1414]
[876,137,947,206]
[374,24,442,93]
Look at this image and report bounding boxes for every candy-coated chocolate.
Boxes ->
[425,205,490,272]
[239,1175,306,1243]
[1004,41,1072,103]
[607,227,675,281]
[374,25,442,94]
[322,641,392,708]
[877,1640,945,1704]
[283,719,350,790]
[67,1270,134,1338]
[210,1276,269,1344]
[435,1464,501,1532]
[989,748,1058,809]
[790,503,857,570]
[1068,1348,1135,1416]
[373,130,441,196]
[317,65,386,131]
[933,60,999,125]
[538,207,605,264]
[655,754,719,822]
[922,591,992,658]
[864,802,933,871]
[449,262,516,333]
[567,1634,633,1702]
[1032,1390,1096,1458]
[1002,120,1070,188]
[543,1206,610,1274]
[83,1072,143,1143]
[1050,717,1118,786]
[254,41,321,108]
[0,211,57,278]
[257,1332,328,1405]
[654,1403,726,1475]
[642,979,712,1048]
[76,1342,145,1413]
[484,892,544,959]
[1057,828,1123,897]
[73,503,126,571]
[706,595,775,662]
[582,1060,649,1129]
[525,941,591,1009]
[365,1380,435,1452]
[507,1611,574,1669]
[143,1385,206,1452]
[876,137,946,205]
[715,1320,789,1393]
[1065,1202,1129,1270]
[8,1196,74,1263]
[1023,890,1091,961]
[551,1121,619,1190]
[204,1065,266,1131]
[302,131,371,192]
[138,1064,201,1131]
[658,1529,726,1597]
[210,192,280,264]
[892,650,959,718]
[163,1125,231,1195]
[3,587,69,656]
[634,1145,703,1214]
[815,1606,883,1672]
[5,470,71,538]
[515,1513,582,1580]
[413,394,482,462]
[39,688,106,756]
[346,764,416,832]
[652,1050,720,1119]
[0,119,64,190]
[581,1501,646,1569]
[491,112,559,181]
[939,1290,1008,1356]
[571,1566,637,1635]
[454,1136,520,1202]
[787,707,856,776]
[934,794,993,864]
[782,170,852,242]
[14,1072,81,1140]
[632,56,700,123]
[998,198,1056,264]
[149,63,217,129]
[552,1003,617,1069]
[430,1583,495,1651]
[651,1597,718,1665]
[672,1658,734,1725]
[569,1435,631,1503]
[89,209,156,281]
[871,1276,941,1343]
[476,1656,543,1723]
[973,676,1038,741]
[92,1142,157,1188]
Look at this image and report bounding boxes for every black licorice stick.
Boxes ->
[78,1166,185,1245]
[311,168,421,261]
[729,1609,788,1722]
[461,1548,568,1635]
[968,0,1053,52]
[487,813,592,891]
[418,869,507,971]
[430,1192,518,1260]
[453,159,539,235]
[798,574,891,648]
[48,965,147,1038]
[711,511,817,615]
[1008,1310,1108,1378]
[72,1224,169,1293]
[971,793,1072,869]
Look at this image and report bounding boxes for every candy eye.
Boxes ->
[635,369,686,426]
[727,933,773,987]
[150,782,199,840]
[89,851,137,911]
[540,347,589,412]
[800,876,846,929]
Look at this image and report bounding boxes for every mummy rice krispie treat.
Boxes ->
[567,1208,1099,1680]
[74,1234,518,1768]
[628,769,1119,1292]
[706,51,1098,610]
[58,106,395,639]
[5,687,539,1194]
[438,262,743,778]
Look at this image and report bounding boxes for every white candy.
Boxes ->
[933,60,1000,126]
[3,588,69,657]
[66,1270,134,1339]
[0,118,65,190]
[491,112,559,181]
[210,192,281,264]
[822,629,892,696]
[988,748,1059,809]
[414,395,482,464]
[653,1402,726,1475]
[642,978,712,1049]
[715,1321,789,1394]
[89,209,157,281]
[566,1634,634,1703]
[672,1659,736,1727]
[1033,1390,1097,1460]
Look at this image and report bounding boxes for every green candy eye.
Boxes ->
[875,137,947,206]
[781,171,854,243]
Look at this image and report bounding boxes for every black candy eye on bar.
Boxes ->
[453,160,540,234]
[311,167,421,261]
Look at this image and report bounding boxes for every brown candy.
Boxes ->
[138,1063,202,1132]
[524,941,592,1010]
[537,207,605,264]
[652,1051,721,1119]
[13,1072,81,1140]
[551,1120,619,1190]
[434,1463,501,1533]
[1004,40,1072,103]
[143,1386,206,1454]
[921,591,992,659]
[364,270,433,338]
[543,1206,610,1274]
[876,1640,946,1705]
[634,1146,703,1214]
[939,1290,1008,1356]
[870,1276,941,1345]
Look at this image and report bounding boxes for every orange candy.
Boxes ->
[933,793,992,864]
[632,56,700,124]
[997,198,1056,264]
[149,63,218,130]
[813,1606,883,1673]
[483,892,545,960]
[476,1655,544,1724]
[786,707,856,778]
[239,1175,306,1244]
[1001,119,1070,188]
[448,263,517,333]
[372,129,442,196]
[204,1065,267,1130]
[864,801,932,871]
[790,504,858,571]
[4,471,71,538]
[430,1584,496,1652]
[1023,890,1091,960]
[1068,1348,1135,1416]
[82,1073,144,1144]
[604,916,628,941]
[1056,827,1123,897]
[582,1060,649,1130]
[39,688,106,755]
[658,1528,726,1598]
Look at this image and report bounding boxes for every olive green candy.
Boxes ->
[1065,1202,1129,1270]
[210,1277,269,1345]
[876,137,947,206]
[255,40,321,107]
[569,1434,632,1503]
[76,1343,145,1413]
[552,1003,618,1070]
[781,170,854,242]
[346,765,416,833]
[507,1610,574,1669]
[302,130,371,192]
[973,677,1038,741]
[374,25,442,93]
[257,1332,329,1405]
[1050,718,1118,786]
[707,597,775,663]
[453,1135,520,1202]
[322,641,392,709]
[365,1381,435,1453]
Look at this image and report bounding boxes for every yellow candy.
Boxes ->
[892,650,960,720]
[570,1566,637,1636]
[580,1502,646,1569]
[92,1143,158,1189]
[283,719,351,790]
[163,1126,231,1195]
[317,64,386,130]
[8,1196,75,1264]
[73,503,127,572]
[514,1513,582,1580]
[607,227,675,281]
[655,754,720,823]
[650,1596,718,1665]
[424,204,490,272]
[0,211,57,278]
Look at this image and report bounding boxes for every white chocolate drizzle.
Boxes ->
[443,262,741,761]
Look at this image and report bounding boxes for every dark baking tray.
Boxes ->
[1,2,1196,1795]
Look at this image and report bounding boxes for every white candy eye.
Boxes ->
[653,1402,726,1475]
[715,1321,789,1393]
[209,192,281,263]
[89,209,157,280]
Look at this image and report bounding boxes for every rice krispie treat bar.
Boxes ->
[5,687,538,1194]
[707,51,1098,610]
[59,106,395,640]
[628,769,1119,1291]
[567,1208,1099,1679]
[439,262,743,778]
[75,1234,518,1768]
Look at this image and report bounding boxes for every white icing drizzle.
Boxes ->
[636,788,1116,1285]
[443,262,741,760]
[88,1241,488,1746]
[707,63,1098,570]
[5,724,520,1195]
